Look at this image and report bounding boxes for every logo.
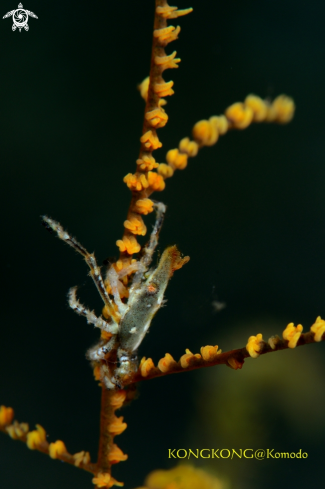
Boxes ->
[3,3,38,32]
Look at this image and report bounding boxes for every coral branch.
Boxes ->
[0,410,96,474]
[0,389,129,489]
[117,1,192,264]
[95,388,129,488]
[160,94,295,181]
[127,318,325,384]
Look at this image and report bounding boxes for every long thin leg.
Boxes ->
[87,335,118,363]
[42,216,119,323]
[68,287,118,334]
[141,201,166,268]
[129,202,166,294]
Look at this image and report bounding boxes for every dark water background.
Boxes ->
[0,1,325,488]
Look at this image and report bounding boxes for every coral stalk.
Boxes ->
[117,0,192,265]
[129,326,325,384]
[0,415,97,474]
[95,388,128,487]
[97,387,116,475]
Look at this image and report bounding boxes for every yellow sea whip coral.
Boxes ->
[116,1,193,273]
[160,94,295,185]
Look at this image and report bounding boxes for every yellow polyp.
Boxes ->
[108,443,128,464]
[192,120,210,142]
[180,353,193,368]
[138,76,149,101]
[92,473,123,489]
[165,25,181,44]
[134,198,155,215]
[140,130,162,151]
[102,302,119,320]
[15,422,28,437]
[6,421,29,439]
[101,330,113,342]
[158,98,167,107]
[140,358,156,377]
[124,216,147,236]
[49,440,68,459]
[124,173,149,191]
[154,25,175,38]
[245,94,268,122]
[158,353,177,373]
[192,118,219,146]
[225,102,254,129]
[153,25,181,44]
[158,163,174,178]
[108,415,127,435]
[93,364,102,381]
[246,333,264,358]
[113,259,137,280]
[26,424,47,450]
[110,390,127,409]
[163,8,193,19]
[154,51,181,71]
[310,316,325,342]
[0,406,14,426]
[153,80,175,97]
[165,148,177,164]
[180,349,201,368]
[116,235,141,254]
[145,108,169,128]
[271,95,295,123]
[283,322,303,348]
[136,154,159,171]
[205,117,219,145]
[179,137,199,157]
[115,260,124,271]
[73,450,91,467]
[214,114,229,135]
[166,148,188,170]
[147,171,166,191]
[113,257,134,273]
[156,5,177,16]
[156,6,193,19]
[200,345,219,361]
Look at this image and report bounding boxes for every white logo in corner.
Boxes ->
[3,3,38,32]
